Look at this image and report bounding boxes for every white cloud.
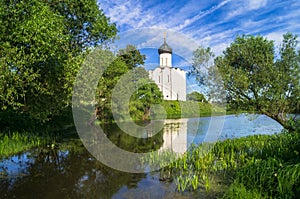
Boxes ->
[248,0,268,10]
[225,0,267,20]
[101,0,300,62]
[265,32,283,46]
[174,0,232,31]
[113,28,199,69]
[100,0,159,30]
[211,42,230,56]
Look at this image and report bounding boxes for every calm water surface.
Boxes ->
[0,114,283,199]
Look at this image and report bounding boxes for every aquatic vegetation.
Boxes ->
[222,182,264,199]
[150,132,300,198]
[0,131,55,159]
[190,174,199,190]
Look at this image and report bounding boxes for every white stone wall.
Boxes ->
[149,67,186,101]
[170,68,186,101]
[159,53,172,67]
[149,44,186,101]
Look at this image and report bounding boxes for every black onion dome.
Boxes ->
[158,40,172,54]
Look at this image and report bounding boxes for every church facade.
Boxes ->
[149,36,186,101]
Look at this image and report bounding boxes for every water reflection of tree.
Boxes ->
[0,147,146,199]
[102,123,164,153]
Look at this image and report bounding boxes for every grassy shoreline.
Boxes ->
[0,124,78,159]
[150,131,300,198]
[1,108,299,198]
[1,125,299,198]
[0,131,54,159]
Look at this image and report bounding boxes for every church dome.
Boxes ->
[158,40,172,54]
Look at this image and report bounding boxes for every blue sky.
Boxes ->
[99,0,300,93]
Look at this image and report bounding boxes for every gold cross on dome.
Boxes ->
[164,32,166,42]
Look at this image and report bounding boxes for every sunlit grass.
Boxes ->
[0,131,55,159]
[147,131,300,198]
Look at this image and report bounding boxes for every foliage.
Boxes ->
[148,132,300,197]
[189,46,214,85]
[96,57,129,121]
[0,131,55,159]
[222,182,264,199]
[192,33,300,131]
[187,91,207,102]
[117,44,146,69]
[0,0,117,122]
[130,77,163,120]
[95,45,163,122]
[161,101,182,118]
[43,0,117,53]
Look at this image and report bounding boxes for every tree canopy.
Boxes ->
[192,33,299,131]
[0,0,117,121]
[95,45,162,122]
[117,44,146,69]
[187,92,207,102]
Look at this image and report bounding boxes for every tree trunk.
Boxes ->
[143,108,150,121]
[263,112,297,132]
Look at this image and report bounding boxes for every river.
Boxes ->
[0,114,283,198]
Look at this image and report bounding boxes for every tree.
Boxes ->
[117,44,146,69]
[211,33,299,131]
[44,0,118,53]
[130,74,163,121]
[95,45,162,122]
[187,92,207,102]
[189,46,214,85]
[96,58,129,121]
[0,0,117,121]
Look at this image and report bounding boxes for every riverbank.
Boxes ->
[1,120,298,198]
[152,101,227,119]
[153,131,300,198]
[0,108,76,159]
[1,128,298,198]
[0,127,79,159]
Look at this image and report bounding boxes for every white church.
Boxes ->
[149,35,187,101]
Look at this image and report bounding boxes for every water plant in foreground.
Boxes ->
[149,132,300,198]
[0,131,55,159]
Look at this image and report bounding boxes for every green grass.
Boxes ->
[148,131,300,198]
[222,182,264,199]
[153,101,225,119]
[0,108,78,159]
[0,131,55,159]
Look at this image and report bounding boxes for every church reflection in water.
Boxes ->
[144,119,188,154]
[159,118,188,154]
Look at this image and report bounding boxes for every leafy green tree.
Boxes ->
[187,92,207,102]
[117,44,146,69]
[94,45,162,122]
[212,33,299,131]
[96,58,129,121]
[130,74,163,121]
[189,46,214,85]
[0,0,117,121]
[43,0,117,53]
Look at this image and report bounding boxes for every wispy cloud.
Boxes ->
[100,0,300,57]
[99,0,300,93]
[248,0,268,10]
[173,0,232,32]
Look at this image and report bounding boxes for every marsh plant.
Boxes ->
[148,132,300,198]
[0,131,55,159]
